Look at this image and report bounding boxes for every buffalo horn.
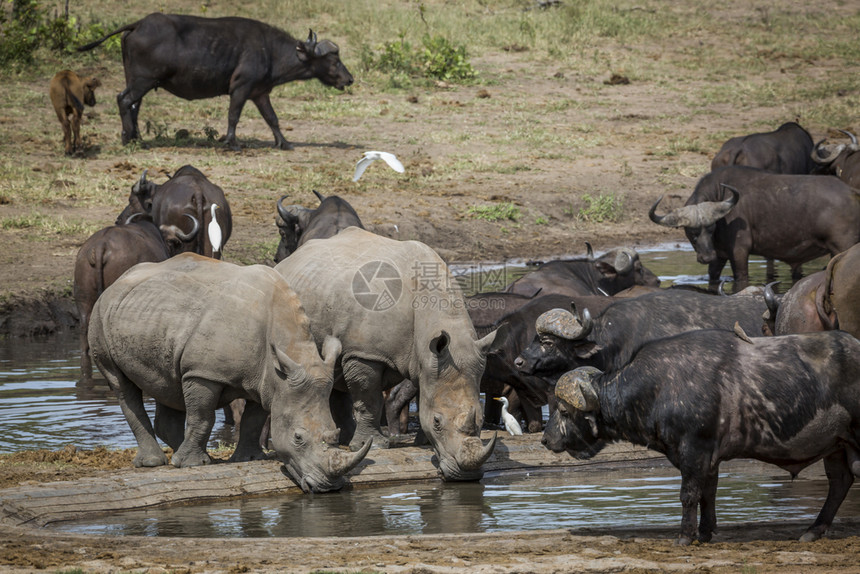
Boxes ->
[312,189,326,203]
[811,140,846,164]
[585,241,594,260]
[132,169,148,195]
[555,367,602,412]
[173,213,200,241]
[838,129,859,147]
[276,195,292,223]
[613,247,635,275]
[124,212,143,225]
[535,307,592,340]
[649,186,738,228]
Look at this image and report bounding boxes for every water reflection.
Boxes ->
[49,463,860,538]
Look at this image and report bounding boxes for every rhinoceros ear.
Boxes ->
[429,330,450,356]
[320,335,342,368]
[476,322,509,355]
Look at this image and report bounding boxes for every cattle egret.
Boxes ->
[208,203,222,254]
[494,396,523,436]
[353,151,404,181]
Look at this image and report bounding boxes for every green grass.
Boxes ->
[577,193,624,223]
[466,202,521,222]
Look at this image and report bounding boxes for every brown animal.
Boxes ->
[49,70,101,155]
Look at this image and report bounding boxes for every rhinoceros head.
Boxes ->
[269,335,371,493]
[417,324,509,481]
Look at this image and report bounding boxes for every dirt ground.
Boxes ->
[2,0,860,571]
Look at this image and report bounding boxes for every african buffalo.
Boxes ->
[711,121,815,174]
[73,215,170,382]
[275,227,507,481]
[543,329,860,544]
[274,190,364,262]
[764,243,860,337]
[503,246,660,298]
[78,14,352,150]
[480,293,617,432]
[649,165,860,291]
[49,70,101,155]
[516,287,768,379]
[119,166,231,259]
[811,129,860,188]
[89,254,370,492]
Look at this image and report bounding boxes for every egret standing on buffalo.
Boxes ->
[208,203,222,258]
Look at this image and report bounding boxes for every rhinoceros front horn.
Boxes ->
[456,432,497,471]
[328,438,372,476]
[536,307,592,340]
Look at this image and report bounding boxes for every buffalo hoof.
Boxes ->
[229,447,267,463]
[133,449,169,468]
[275,138,294,151]
[800,530,823,542]
[675,535,694,547]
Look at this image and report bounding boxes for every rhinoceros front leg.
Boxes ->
[230,400,268,462]
[170,378,220,468]
[342,357,390,451]
[105,370,168,467]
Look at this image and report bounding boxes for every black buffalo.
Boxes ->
[73,216,170,382]
[811,129,860,188]
[503,246,660,298]
[479,293,618,432]
[78,14,353,150]
[649,165,860,291]
[515,287,767,379]
[543,329,860,545]
[274,190,364,262]
[119,166,232,259]
[711,121,815,174]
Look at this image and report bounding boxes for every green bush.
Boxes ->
[577,193,624,223]
[0,0,75,64]
[365,33,477,84]
[466,202,521,222]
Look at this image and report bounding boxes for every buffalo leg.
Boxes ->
[104,368,167,467]
[117,84,150,144]
[729,254,750,292]
[230,400,268,462]
[154,402,185,452]
[342,357,389,451]
[171,378,220,468]
[801,450,854,542]
[706,258,727,292]
[386,379,418,436]
[71,111,82,153]
[224,88,252,151]
[78,312,92,383]
[251,93,293,150]
[697,469,720,543]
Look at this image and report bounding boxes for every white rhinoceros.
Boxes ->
[88,253,370,493]
[275,227,507,481]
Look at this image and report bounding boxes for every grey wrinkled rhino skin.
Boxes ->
[88,253,369,493]
[275,227,506,481]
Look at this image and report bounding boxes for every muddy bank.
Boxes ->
[0,293,79,338]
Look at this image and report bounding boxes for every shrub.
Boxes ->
[466,202,521,222]
[365,33,477,84]
[577,193,624,223]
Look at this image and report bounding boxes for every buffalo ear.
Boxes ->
[585,414,599,437]
[573,341,601,359]
[476,322,509,355]
[296,41,310,63]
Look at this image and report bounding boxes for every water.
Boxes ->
[0,331,234,453]
[48,461,860,537]
[0,246,828,454]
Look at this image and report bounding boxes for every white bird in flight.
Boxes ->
[353,151,405,182]
[208,203,222,255]
[494,396,523,436]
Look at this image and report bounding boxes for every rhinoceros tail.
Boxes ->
[76,21,138,52]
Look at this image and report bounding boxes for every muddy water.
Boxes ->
[49,460,860,537]
[0,245,828,454]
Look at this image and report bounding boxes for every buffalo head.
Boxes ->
[649,184,739,265]
[541,367,607,459]
[515,306,595,376]
[297,29,353,90]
